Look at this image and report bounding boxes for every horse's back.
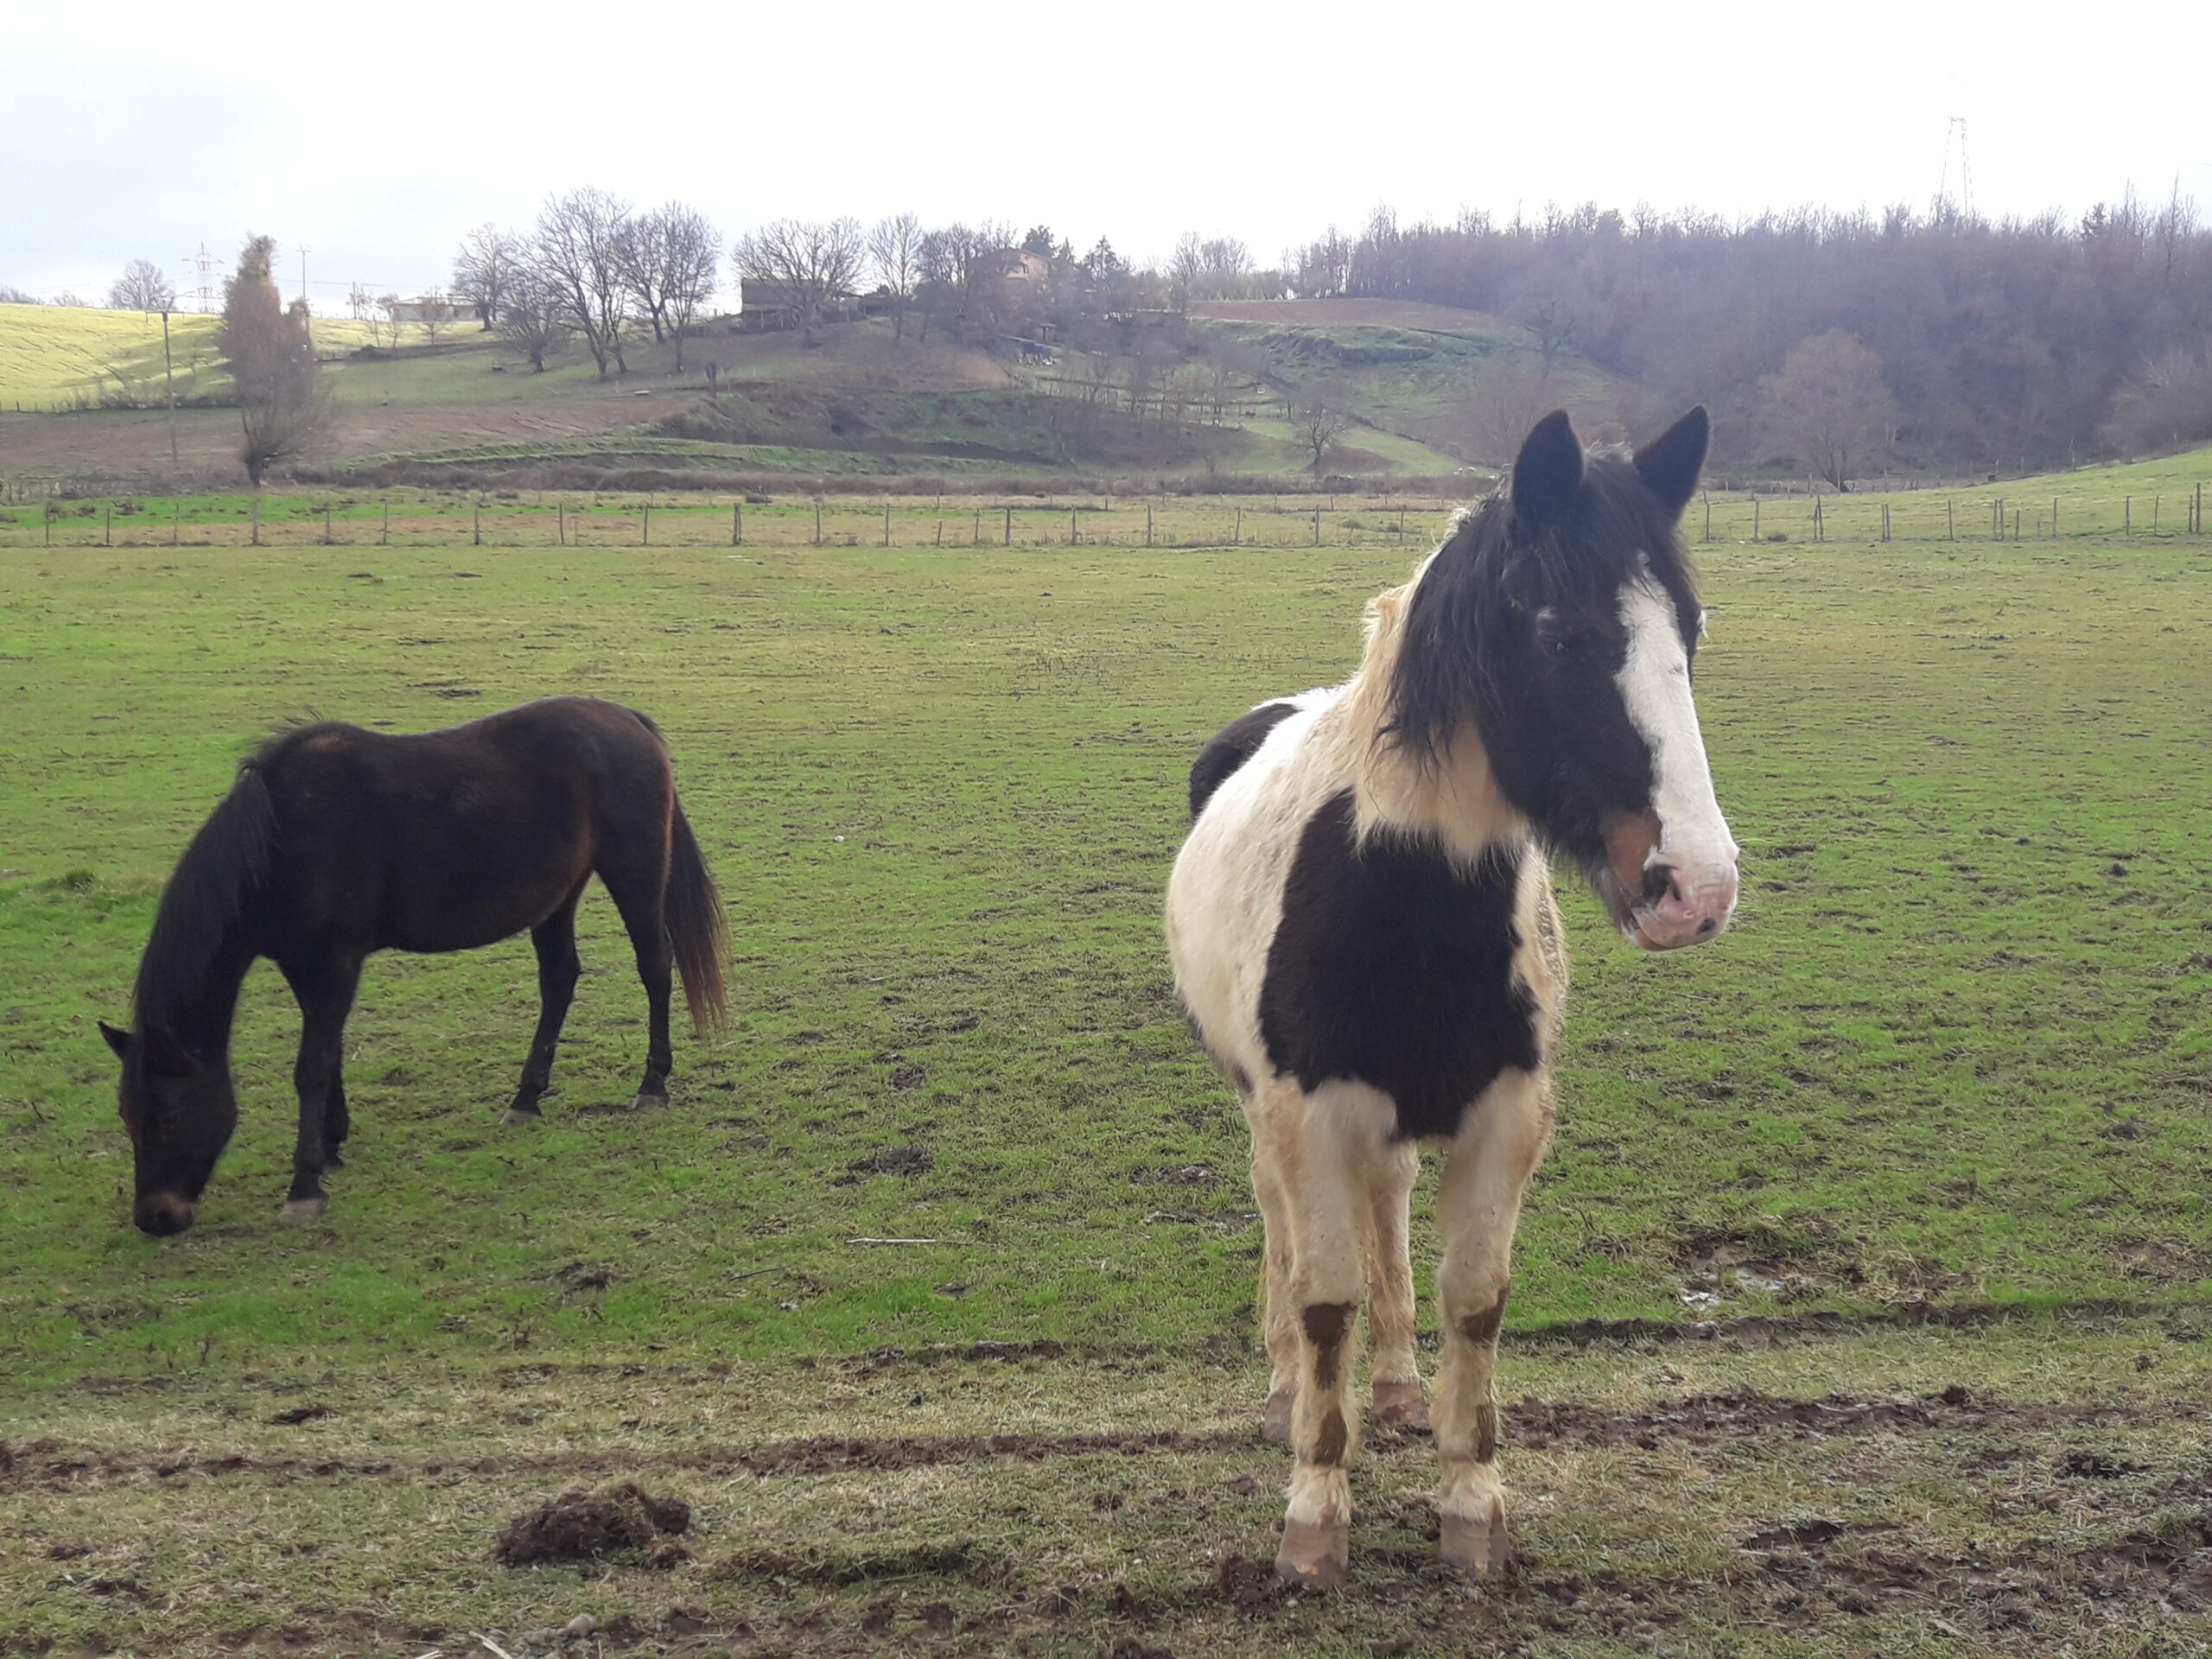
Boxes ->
[250,698,671,953]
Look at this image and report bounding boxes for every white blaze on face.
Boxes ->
[1615,575,1739,941]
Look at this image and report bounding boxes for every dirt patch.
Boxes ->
[494,1481,691,1567]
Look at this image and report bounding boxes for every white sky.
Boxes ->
[7,0,2209,309]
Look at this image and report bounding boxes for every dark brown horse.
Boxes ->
[99,696,728,1236]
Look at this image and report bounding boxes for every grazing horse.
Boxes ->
[1166,408,1738,1589]
[99,696,728,1237]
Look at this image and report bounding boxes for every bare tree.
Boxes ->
[0,284,39,304]
[372,293,404,349]
[418,287,452,346]
[107,259,175,311]
[1760,330,1897,490]
[54,290,90,308]
[494,271,570,372]
[219,233,328,486]
[733,217,863,345]
[1168,232,1205,314]
[1290,379,1354,476]
[868,212,925,340]
[346,282,374,321]
[619,201,719,369]
[452,224,522,330]
[533,188,634,378]
[1470,363,1557,466]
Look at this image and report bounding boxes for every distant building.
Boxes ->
[1005,252,1051,285]
[389,295,469,324]
[738,279,861,333]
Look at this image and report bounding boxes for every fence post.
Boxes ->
[733,502,742,546]
[173,500,181,547]
[1703,493,1711,543]
[643,505,650,545]
[104,504,111,547]
[251,497,260,546]
[1003,506,1011,546]
[1752,498,1760,541]
[2051,497,2058,537]
[1398,505,1407,540]
[44,502,51,547]
[884,502,892,547]
[1946,498,1954,541]
[1147,501,1154,548]
[1069,506,1077,545]
[1235,506,1242,544]
[1313,505,1320,545]
[323,505,333,546]
[935,518,943,546]
[2125,496,2130,534]
[815,500,823,544]
[473,504,481,546]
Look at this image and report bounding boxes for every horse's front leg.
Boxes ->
[1365,1141,1427,1429]
[278,954,364,1222]
[1260,1080,1386,1592]
[1433,1067,1551,1575]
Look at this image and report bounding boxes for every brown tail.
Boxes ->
[666,799,728,1033]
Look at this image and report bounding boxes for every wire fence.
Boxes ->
[1,484,2206,551]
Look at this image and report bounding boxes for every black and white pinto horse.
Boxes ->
[1166,408,1738,1589]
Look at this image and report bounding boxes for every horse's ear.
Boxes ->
[99,1020,130,1060]
[1633,405,1710,519]
[1511,410,1584,526]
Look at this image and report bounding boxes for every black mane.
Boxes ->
[1385,454,1699,766]
[131,760,277,1033]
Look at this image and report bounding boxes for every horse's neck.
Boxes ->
[1319,582,1527,866]
[137,920,257,1053]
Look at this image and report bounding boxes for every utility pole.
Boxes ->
[296,245,313,344]
[160,310,179,468]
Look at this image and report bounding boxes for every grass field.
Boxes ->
[3,477,2211,1655]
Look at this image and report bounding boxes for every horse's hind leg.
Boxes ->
[278,952,364,1223]
[503,883,587,1125]
[598,859,675,1109]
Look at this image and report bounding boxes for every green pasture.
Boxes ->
[3,477,2211,1654]
[0,303,425,410]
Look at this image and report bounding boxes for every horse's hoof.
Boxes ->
[322,1148,344,1171]
[1262,1387,1296,1445]
[1440,1504,1510,1577]
[630,1091,670,1112]
[279,1196,329,1224]
[1274,1519,1348,1592]
[500,1107,542,1126]
[1371,1378,1429,1430]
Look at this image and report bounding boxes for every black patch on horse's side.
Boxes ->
[1188,701,1302,819]
[1258,791,1539,1141]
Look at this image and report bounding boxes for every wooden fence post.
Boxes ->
[1313,505,1320,545]
[104,504,111,547]
[884,502,892,547]
[733,502,741,546]
[815,499,823,544]
[173,500,181,547]
[1003,505,1011,546]
[1752,498,1760,541]
[642,505,650,545]
[1147,501,1154,547]
[1069,506,1077,545]
[473,504,481,546]
[251,497,260,546]
[322,505,333,546]
[1235,506,1242,544]
[1946,499,1954,541]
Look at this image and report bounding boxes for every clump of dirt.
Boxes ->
[839,1145,933,1181]
[494,1481,690,1567]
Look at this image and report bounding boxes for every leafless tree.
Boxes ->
[734,217,863,345]
[619,201,719,369]
[1470,363,1558,467]
[219,233,329,486]
[452,224,523,329]
[1760,330,1897,490]
[1290,378,1354,476]
[372,293,404,349]
[418,287,452,346]
[0,284,38,304]
[868,212,925,340]
[533,188,634,378]
[346,283,374,321]
[54,290,90,308]
[107,259,175,311]
[1168,232,1205,314]
[2106,346,2212,453]
[494,271,571,372]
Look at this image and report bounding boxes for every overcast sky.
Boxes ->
[8,0,2209,310]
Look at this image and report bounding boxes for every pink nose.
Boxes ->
[1634,861,1738,950]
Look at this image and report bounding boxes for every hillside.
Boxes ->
[1192,297,1626,466]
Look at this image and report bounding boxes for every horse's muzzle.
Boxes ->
[134,1192,198,1236]
[1628,858,1739,950]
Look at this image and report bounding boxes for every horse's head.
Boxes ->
[99,1020,238,1236]
[1389,406,1738,950]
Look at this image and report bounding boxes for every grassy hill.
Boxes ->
[1192,297,1625,466]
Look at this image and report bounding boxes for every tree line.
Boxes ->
[1288,194,2212,474]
